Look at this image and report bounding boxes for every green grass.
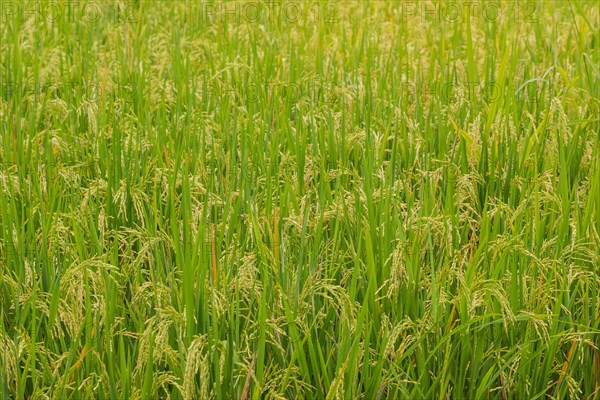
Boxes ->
[1,1,599,399]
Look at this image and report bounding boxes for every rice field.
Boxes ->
[0,1,599,399]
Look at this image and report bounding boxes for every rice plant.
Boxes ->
[0,0,599,399]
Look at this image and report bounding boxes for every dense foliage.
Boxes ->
[1,1,599,399]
